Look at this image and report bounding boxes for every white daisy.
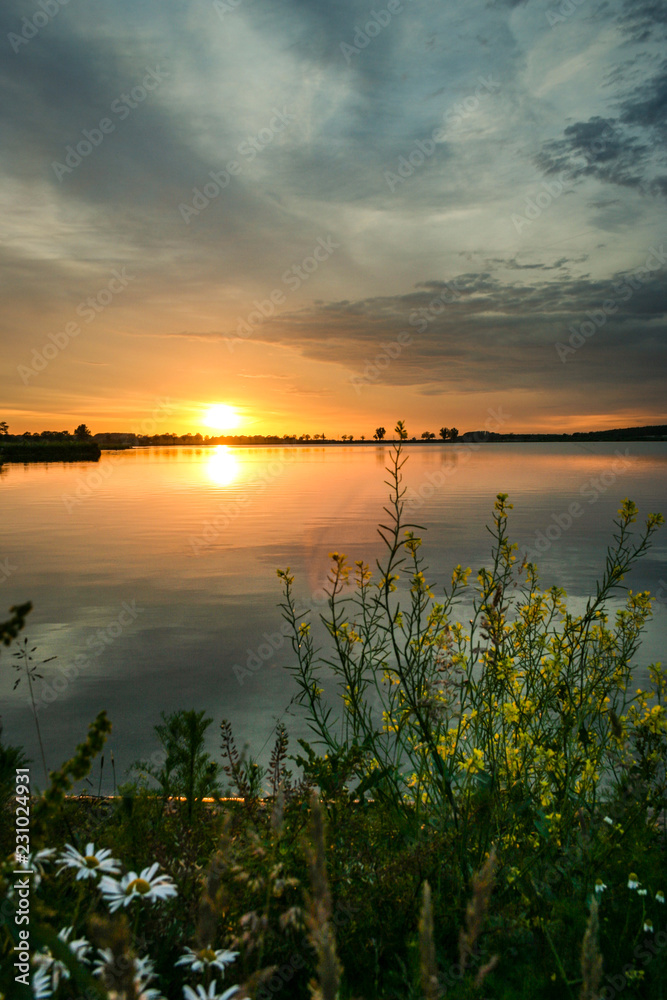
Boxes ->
[58,842,121,880]
[17,847,56,869]
[183,983,245,1000]
[644,919,654,933]
[11,848,56,892]
[603,816,614,825]
[137,988,167,1000]
[93,949,164,999]
[32,943,70,996]
[628,873,640,890]
[637,888,648,896]
[656,890,665,904]
[135,955,157,982]
[135,977,166,1000]
[176,946,239,975]
[58,926,91,964]
[594,879,607,894]
[31,965,54,999]
[92,947,115,978]
[100,862,177,912]
[93,949,155,980]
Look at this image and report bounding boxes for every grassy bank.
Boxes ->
[0,441,101,463]
[1,428,665,999]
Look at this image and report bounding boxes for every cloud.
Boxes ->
[1,0,666,428]
[128,263,666,403]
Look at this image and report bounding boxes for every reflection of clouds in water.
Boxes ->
[206,447,240,488]
[299,456,385,599]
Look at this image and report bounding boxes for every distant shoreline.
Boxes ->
[107,435,667,448]
[0,441,101,463]
[100,425,666,448]
[2,425,665,463]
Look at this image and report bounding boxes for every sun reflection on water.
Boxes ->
[206,446,240,487]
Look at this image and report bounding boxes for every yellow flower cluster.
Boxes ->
[410,571,435,599]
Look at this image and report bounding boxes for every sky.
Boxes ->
[1,0,666,436]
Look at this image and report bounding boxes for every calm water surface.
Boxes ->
[2,443,666,790]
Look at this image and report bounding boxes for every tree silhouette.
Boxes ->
[374,427,386,441]
[74,424,92,440]
[421,431,436,440]
[449,427,459,441]
[439,427,449,440]
[0,422,8,436]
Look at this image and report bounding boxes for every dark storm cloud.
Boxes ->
[616,0,667,41]
[535,1,667,200]
[273,269,666,390]
[143,260,667,395]
[535,117,657,194]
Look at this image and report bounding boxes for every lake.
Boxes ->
[1,442,666,792]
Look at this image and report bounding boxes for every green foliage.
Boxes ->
[0,735,30,823]
[0,601,32,646]
[133,709,221,821]
[274,433,666,996]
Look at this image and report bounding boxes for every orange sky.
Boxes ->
[2,0,666,437]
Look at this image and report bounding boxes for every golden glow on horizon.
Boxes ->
[204,403,241,431]
[206,446,240,487]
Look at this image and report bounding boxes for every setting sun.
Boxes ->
[203,403,241,431]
